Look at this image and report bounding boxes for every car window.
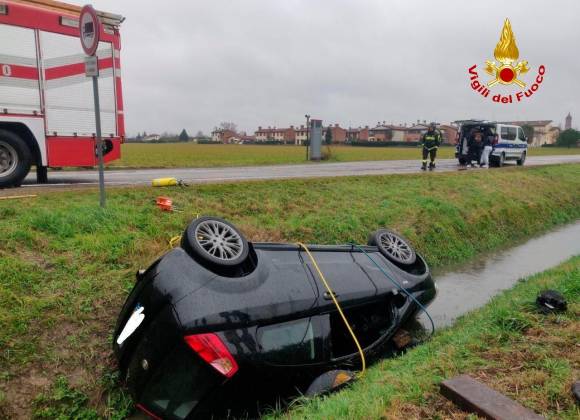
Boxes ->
[258,317,317,364]
[140,344,221,419]
[501,126,517,141]
[330,300,394,359]
[517,127,526,141]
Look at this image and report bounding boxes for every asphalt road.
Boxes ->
[18,155,580,189]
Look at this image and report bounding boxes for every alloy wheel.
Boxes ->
[378,231,415,264]
[195,219,245,262]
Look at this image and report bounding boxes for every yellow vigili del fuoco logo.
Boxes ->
[468,18,545,104]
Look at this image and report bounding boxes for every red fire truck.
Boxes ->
[0,0,124,188]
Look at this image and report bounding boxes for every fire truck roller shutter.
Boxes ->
[40,31,117,137]
[0,24,42,114]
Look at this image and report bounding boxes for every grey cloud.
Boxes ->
[92,0,579,134]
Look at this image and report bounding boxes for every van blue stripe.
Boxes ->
[494,144,527,149]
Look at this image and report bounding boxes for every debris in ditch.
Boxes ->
[155,196,182,212]
[536,289,567,314]
[440,374,545,420]
[392,329,413,350]
[305,370,356,397]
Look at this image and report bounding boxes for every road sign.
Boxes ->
[79,5,100,57]
[80,5,106,207]
[84,55,99,77]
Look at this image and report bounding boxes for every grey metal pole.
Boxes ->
[92,75,106,208]
[305,114,310,161]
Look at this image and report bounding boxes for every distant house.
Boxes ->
[254,126,296,144]
[404,124,429,142]
[225,133,256,144]
[347,126,369,142]
[322,124,348,144]
[142,134,161,142]
[368,123,407,142]
[294,125,308,145]
[438,124,458,144]
[211,129,237,144]
[237,134,255,144]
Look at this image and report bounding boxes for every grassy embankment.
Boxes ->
[269,256,580,420]
[0,164,578,417]
[109,143,580,169]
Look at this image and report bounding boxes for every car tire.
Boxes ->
[181,216,249,267]
[517,151,526,166]
[368,228,417,265]
[0,129,32,188]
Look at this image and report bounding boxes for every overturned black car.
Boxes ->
[113,216,436,419]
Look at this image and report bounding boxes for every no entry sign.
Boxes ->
[79,5,100,56]
[80,4,106,207]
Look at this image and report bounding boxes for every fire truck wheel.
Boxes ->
[0,129,32,188]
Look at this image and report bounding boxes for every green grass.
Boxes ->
[0,164,578,417]
[269,256,580,419]
[109,143,580,169]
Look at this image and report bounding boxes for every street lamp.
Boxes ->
[305,114,310,161]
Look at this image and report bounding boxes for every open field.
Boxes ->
[0,164,579,417]
[109,143,580,169]
[270,256,580,420]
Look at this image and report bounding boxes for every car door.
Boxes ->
[516,127,528,154]
[499,125,517,157]
[328,298,398,362]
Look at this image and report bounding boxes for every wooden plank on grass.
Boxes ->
[0,194,37,200]
[440,374,545,420]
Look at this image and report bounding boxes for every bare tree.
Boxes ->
[219,122,237,132]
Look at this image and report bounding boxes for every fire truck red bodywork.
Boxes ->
[0,0,124,171]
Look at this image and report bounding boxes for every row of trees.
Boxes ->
[556,129,580,148]
[132,129,209,142]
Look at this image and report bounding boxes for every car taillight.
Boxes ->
[493,134,499,145]
[455,132,459,143]
[184,333,239,378]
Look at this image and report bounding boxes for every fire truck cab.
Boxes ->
[0,0,124,188]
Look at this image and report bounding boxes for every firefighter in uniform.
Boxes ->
[421,123,442,171]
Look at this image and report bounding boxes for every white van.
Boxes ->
[456,120,528,167]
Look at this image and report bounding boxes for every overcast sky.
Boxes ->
[89,0,579,136]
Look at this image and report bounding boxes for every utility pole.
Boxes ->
[305,114,310,161]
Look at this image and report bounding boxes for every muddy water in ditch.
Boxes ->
[420,221,580,329]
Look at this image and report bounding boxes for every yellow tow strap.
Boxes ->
[296,242,366,377]
[169,235,182,249]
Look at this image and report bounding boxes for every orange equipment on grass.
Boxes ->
[155,196,174,211]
